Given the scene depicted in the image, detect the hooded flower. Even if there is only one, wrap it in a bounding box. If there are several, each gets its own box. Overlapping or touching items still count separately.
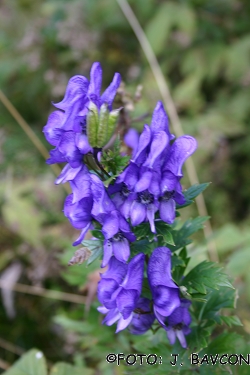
[164,299,192,349]
[55,163,92,203]
[63,194,93,246]
[147,247,180,326]
[129,297,155,335]
[101,210,136,267]
[97,253,145,332]
[158,135,197,223]
[43,62,121,166]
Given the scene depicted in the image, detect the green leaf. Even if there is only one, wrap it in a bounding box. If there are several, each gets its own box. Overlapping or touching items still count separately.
[54,316,93,334]
[171,254,185,270]
[187,326,211,352]
[90,230,104,240]
[200,332,241,356]
[101,137,130,176]
[155,221,175,245]
[81,240,103,265]
[170,217,209,250]
[219,315,242,327]
[177,183,210,209]
[130,238,153,255]
[133,222,155,242]
[50,363,93,375]
[172,247,190,283]
[182,261,234,294]
[200,287,237,321]
[3,349,47,375]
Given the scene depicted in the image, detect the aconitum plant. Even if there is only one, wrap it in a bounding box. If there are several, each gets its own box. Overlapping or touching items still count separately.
[44,62,239,364]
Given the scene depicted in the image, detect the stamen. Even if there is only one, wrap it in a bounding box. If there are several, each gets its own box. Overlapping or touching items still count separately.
[137,190,154,205]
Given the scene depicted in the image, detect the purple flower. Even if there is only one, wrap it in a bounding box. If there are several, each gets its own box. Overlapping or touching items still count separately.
[129,297,155,335]
[108,182,134,219]
[101,210,136,267]
[90,174,116,222]
[63,194,93,246]
[147,247,180,326]
[97,253,145,332]
[164,299,192,349]
[43,62,121,165]
[56,163,91,203]
[130,190,159,233]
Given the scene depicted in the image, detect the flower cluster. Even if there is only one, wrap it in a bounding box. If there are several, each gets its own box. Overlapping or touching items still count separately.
[109,101,197,233]
[43,62,195,348]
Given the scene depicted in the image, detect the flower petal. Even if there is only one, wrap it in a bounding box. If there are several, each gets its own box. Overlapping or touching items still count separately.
[116,289,139,319]
[133,125,151,164]
[117,163,139,190]
[55,163,82,185]
[102,211,120,239]
[101,255,127,283]
[73,222,93,246]
[129,298,155,335]
[43,111,64,146]
[166,328,176,345]
[113,237,130,263]
[176,329,187,349]
[53,75,89,110]
[46,148,66,164]
[58,131,83,168]
[143,131,169,168]
[102,240,113,268]
[121,253,144,292]
[91,174,115,221]
[153,285,180,317]
[130,201,146,226]
[165,135,197,177]
[75,133,92,154]
[159,199,176,224]
[148,247,178,289]
[101,73,121,109]
[88,62,102,103]
[150,101,173,140]
[102,308,120,326]
[147,203,157,233]
[116,313,133,333]
[124,128,139,158]
[98,278,119,309]
[135,169,152,192]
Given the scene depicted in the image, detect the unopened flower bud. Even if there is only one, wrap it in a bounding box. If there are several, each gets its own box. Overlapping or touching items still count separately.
[87,101,99,147]
[106,108,120,143]
[97,103,110,148]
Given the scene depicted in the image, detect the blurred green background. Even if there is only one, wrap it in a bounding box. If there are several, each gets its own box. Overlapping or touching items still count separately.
[1,0,250,373]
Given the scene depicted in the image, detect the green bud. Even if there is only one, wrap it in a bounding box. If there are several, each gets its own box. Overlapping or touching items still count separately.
[106,108,120,144]
[86,101,99,147]
[97,103,109,148]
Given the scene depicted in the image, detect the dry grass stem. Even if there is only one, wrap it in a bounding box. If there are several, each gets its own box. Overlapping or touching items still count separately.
[0,280,86,304]
[0,89,71,194]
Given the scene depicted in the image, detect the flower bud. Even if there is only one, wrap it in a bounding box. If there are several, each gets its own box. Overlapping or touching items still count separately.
[97,103,110,148]
[87,101,120,148]
[106,109,120,143]
[87,101,99,147]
